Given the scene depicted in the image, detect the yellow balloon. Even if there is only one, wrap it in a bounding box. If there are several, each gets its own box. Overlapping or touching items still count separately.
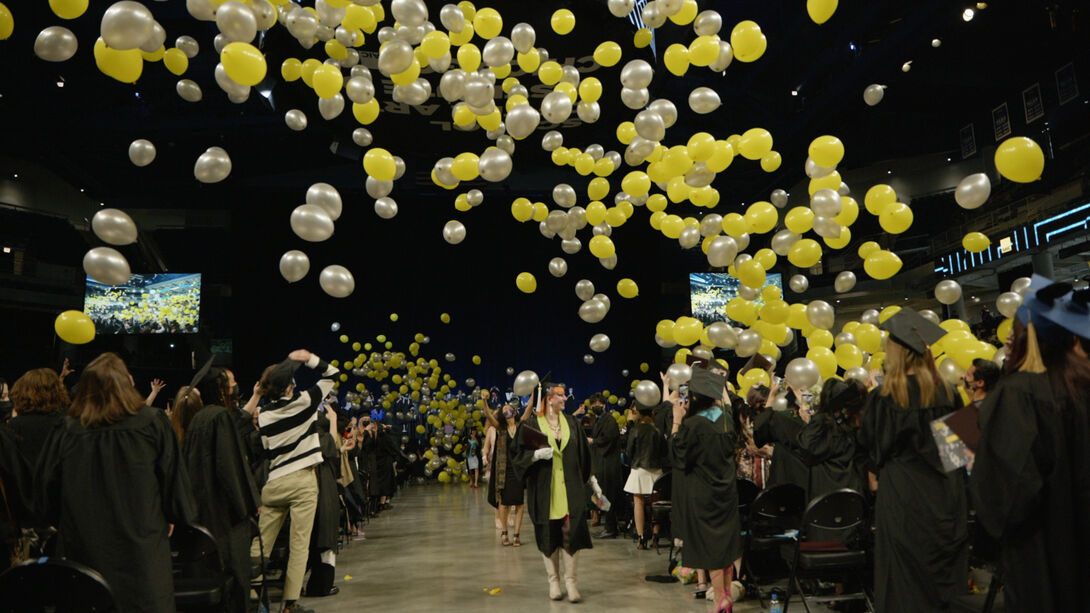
[325,39,348,61]
[93,38,143,83]
[809,135,844,167]
[141,45,165,62]
[457,43,481,71]
[477,109,502,131]
[878,202,913,234]
[54,310,95,344]
[855,323,882,353]
[616,121,636,145]
[221,42,266,86]
[363,148,396,181]
[997,317,1013,343]
[391,60,420,86]
[721,213,751,237]
[49,0,88,19]
[994,136,1044,183]
[578,77,602,102]
[420,30,451,58]
[664,43,690,76]
[617,278,639,298]
[550,8,575,34]
[737,259,766,289]
[962,232,991,252]
[532,202,549,222]
[834,196,859,226]
[281,58,303,81]
[857,241,880,259]
[808,329,834,350]
[754,248,778,271]
[313,64,344,98]
[656,319,676,343]
[835,343,864,369]
[621,171,651,197]
[441,312,452,324]
[788,239,823,268]
[450,152,480,181]
[673,317,703,346]
[352,99,380,124]
[760,151,782,172]
[472,7,502,39]
[556,81,578,104]
[688,35,719,66]
[301,59,321,87]
[589,235,616,258]
[538,60,563,85]
[587,177,610,201]
[738,128,773,160]
[706,141,735,172]
[762,284,783,301]
[0,1,12,39]
[730,20,767,63]
[807,347,837,379]
[864,184,896,216]
[807,0,839,24]
[823,226,851,249]
[633,27,653,48]
[744,201,778,234]
[515,272,536,293]
[864,250,902,280]
[808,171,842,196]
[594,41,622,66]
[640,362,650,373]
[785,207,815,234]
[448,24,474,46]
[472,355,481,365]
[670,0,699,24]
[343,5,376,32]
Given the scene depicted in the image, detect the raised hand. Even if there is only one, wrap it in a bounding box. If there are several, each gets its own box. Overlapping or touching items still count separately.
[59,358,74,381]
[288,349,312,362]
[150,378,166,394]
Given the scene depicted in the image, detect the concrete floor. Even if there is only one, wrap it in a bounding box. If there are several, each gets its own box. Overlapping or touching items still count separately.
[295,483,815,613]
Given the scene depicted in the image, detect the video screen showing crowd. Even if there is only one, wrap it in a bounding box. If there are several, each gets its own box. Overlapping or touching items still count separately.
[84,273,201,334]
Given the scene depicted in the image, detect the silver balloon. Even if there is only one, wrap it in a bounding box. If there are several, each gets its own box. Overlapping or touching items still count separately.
[684,163,715,188]
[706,236,739,268]
[679,226,701,249]
[589,333,611,353]
[561,238,582,254]
[176,79,203,102]
[466,189,484,206]
[735,233,751,252]
[738,285,760,301]
[608,0,635,17]
[101,1,155,50]
[620,87,650,110]
[428,52,452,72]
[92,209,138,246]
[176,35,199,58]
[548,257,568,278]
[306,182,342,221]
[838,182,851,196]
[374,197,398,219]
[1010,276,1032,296]
[463,73,493,107]
[214,62,249,98]
[496,136,515,154]
[843,366,868,383]
[688,87,721,114]
[216,1,258,42]
[599,255,618,270]
[709,40,734,72]
[128,139,156,167]
[553,184,577,208]
[482,36,514,67]
[655,334,677,348]
[390,0,427,26]
[511,23,535,54]
[345,77,375,104]
[735,330,762,357]
[583,354,596,365]
[693,9,723,35]
[955,173,991,210]
[707,322,738,348]
[633,380,660,406]
[330,321,340,332]
[692,345,714,360]
[576,101,601,123]
[290,204,334,242]
[835,332,857,347]
[319,264,354,298]
[439,3,465,32]
[34,26,78,62]
[938,357,965,385]
[541,130,564,151]
[789,274,809,293]
[934,279,963,305]
[810,189,842,217]
[505,366,515,376]
[699,214,723,237]
[771,229,801,256]
[442,220,467,244]
[641,2,666,27]
[860,309,880,325]
[541,91,573,124]
[806,300,835,330]
[439,70,466,102]
[592,223,612,237]
[620,59,653,89]
[279,249,310,283]
[512,370,540,396]
[834,271,857,293]
[318,93,345,120]
[444,353,456,362]
[505,104,541,140]
[992,346,1008,366]
[578,298,607,323]
[665,363,693,387]
[83,247,131,285]
[352,128,373,147]
[378,40,414,75]
[539,221,556,239]
[785,358,821,389]
[813,216,842,239]
[919,309,941,325]
[575,279,595,301]
[194,147,232,183]
[634,110,666,141]
[863,83,885,106]
[478,148,512,182]
[805,157,835,179]
[996,291,1023,318]
[285,109,308,131]
[545,210,567,233]
[365,177,393,199]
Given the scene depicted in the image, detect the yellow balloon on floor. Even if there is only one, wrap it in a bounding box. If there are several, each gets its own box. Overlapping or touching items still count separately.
[94,38,142,83]
[54,310,95,344]
[806,0,838,24]
[515,272,536,293]
[221,42,266,86]
[994,136,1044,183]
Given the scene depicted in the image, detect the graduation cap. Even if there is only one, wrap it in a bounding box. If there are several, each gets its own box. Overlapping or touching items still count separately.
[1039,287,1090,340]
[688,367,727,399]
[177,356,215,403]
[880,307,946,354]
[1017,274,1072,329]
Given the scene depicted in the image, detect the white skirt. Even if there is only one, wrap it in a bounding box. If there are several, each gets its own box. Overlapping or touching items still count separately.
[624,467,663,495]
[467,456,479,470]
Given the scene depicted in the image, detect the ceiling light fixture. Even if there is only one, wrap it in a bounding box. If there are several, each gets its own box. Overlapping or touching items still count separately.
[2,247,10,254]
[791,89,798,96]
[887,170,892,175]
[848,42,856,51]
[962,8,975,21]
[12,173,17,179]
[56,80,64,88]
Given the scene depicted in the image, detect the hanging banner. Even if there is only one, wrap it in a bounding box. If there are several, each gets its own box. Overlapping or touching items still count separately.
[960,123,977,159]
[1022,83,1044,123]
[1056,62,1079,105]
[992,103,1011,142]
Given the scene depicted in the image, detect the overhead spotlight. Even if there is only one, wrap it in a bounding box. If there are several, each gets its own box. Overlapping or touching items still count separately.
[947,157,952,162]
[2,247,10,254]
[962,8,975,21]
[56,80,64,88]
[80,188,85,192]
[848,42,856,51]
[791,89,798,96]
[887,170,893,175]
[12,173,17,179]
[99,202,105,207]
[134,91,141,99]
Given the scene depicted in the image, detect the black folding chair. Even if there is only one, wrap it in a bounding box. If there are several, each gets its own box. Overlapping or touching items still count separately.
[171,524,233,612]
[742,483,806,603]
[0,557,117,612]
[649,471,673,552]
[737,478,761,517]
[782,489,873,613]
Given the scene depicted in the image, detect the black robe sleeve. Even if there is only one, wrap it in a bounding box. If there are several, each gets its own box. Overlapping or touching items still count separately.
[154,410,198,525]
[795,416,842,466]
[213,410,260,525]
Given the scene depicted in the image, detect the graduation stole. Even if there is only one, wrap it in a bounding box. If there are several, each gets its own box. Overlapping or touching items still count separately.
[495,427,508,491]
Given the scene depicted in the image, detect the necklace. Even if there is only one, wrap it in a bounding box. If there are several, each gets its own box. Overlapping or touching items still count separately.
[546,415,562,438]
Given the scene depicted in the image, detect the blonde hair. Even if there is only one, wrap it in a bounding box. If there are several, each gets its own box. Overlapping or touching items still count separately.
[880,340,952,409]
[1017,322,1047,374]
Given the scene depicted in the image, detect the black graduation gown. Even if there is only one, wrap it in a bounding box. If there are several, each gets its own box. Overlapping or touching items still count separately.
[794,414,865,499]
[512,415,593,556]
[858,377,968,613]
[374,432,400,498]
[360,432,380,497]
[182,406,260,612]
[8,411,65,469]
[970,372,1090,613]
[668,411,743,569]
[589,412,623,507]
[752,409,810,497]
[487,425,525,508]
[625,422,666,470]
[0,425,31,570]
[37,407,198,613]
[311,423,341,551]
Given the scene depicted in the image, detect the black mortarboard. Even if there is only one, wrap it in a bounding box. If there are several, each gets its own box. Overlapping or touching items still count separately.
[688,367,727,399]
[880,307,946,354]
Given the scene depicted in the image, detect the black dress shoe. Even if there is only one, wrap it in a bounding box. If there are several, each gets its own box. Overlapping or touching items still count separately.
[595,530,618,539]
[304,586,340,597]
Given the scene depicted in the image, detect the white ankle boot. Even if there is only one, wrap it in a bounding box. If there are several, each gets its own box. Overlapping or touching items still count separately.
[561,549,581,603]
[542,552,563,600]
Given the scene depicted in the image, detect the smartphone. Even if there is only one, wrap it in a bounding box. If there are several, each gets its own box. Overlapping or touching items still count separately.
[679,384,690,402]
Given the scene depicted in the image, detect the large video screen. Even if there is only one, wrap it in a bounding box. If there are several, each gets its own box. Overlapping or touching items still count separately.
[690,272,783,326]
[84,273,201,334]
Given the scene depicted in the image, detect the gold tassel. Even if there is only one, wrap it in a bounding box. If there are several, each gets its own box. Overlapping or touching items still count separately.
[1018,322,1047,374]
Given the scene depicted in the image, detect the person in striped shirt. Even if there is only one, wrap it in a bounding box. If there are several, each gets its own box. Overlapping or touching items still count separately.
[253,349,338,613]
